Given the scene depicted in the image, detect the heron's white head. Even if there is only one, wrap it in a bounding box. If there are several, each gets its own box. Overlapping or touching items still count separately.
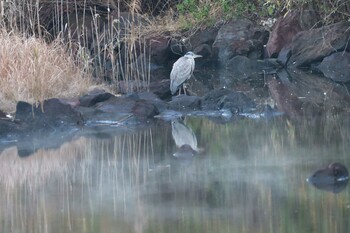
[184,51,202,59]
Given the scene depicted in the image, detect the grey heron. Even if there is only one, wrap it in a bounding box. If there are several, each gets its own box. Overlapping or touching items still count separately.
[170,51,202,95]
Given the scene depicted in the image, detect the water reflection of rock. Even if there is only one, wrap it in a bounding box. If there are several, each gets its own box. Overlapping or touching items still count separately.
[307,162,349,193]
[171,119,200,159]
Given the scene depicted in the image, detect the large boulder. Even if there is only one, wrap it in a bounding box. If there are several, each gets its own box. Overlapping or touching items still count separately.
[190,27,220,57]
[0,98,85,157]
[15,98,84,129]
[148,35,171,65]
[266,10,318,58]
[168,95,202,112]
[213,19,269,63]
[77,94,159,124]
[79,89,114,107]
[279,21,350,67]
[316,52,350,83]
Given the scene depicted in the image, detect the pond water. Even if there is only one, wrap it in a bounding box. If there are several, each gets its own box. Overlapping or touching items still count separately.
[1,115,350,233]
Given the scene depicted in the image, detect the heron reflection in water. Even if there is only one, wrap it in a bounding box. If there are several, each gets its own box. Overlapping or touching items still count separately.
[170,51,202,95]
[171,119,202,159]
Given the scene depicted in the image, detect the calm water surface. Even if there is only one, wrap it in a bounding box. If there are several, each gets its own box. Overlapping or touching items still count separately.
[1,115,350,233]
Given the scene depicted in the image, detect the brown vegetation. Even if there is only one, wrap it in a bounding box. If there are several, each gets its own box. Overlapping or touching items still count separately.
[0,31,95,113]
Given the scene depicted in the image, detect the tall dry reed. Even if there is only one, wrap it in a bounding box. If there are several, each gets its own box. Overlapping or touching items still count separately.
[0,31,94,113]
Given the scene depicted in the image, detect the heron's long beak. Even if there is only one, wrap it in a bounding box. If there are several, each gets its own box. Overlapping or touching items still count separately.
[193,54,202,58]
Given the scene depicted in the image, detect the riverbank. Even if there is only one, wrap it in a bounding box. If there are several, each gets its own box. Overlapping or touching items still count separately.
[1,1,350,152]
[0,1,349,113]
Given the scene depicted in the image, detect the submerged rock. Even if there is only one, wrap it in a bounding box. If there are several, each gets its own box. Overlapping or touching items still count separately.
[307,162,349,193]
[222,55,280,81]
[267,69,350,118]
[202,88,256,113]
[267,76,304,119]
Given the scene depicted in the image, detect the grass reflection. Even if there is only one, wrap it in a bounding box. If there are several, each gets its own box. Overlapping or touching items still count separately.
[0,116,350,232]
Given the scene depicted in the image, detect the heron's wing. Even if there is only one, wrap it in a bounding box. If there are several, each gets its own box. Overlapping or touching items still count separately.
[170,57,194,94]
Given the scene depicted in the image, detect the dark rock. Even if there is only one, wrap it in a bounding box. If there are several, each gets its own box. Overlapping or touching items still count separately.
[189,27,219,58]
[0,119,22,143]
[282,21,350,67]
[77,95,159,124]
[169,38,191,55]
[0,110,6,118]
[79,89,114,107]
[1,99,83,157]
[149,36,171,65]
[95,95,136,115]
[307,162,349,193]
[316,52,350,82]
[149,79,172,100]
[266,10,319,58]
[15,98,84,128]
[168,95,202,111]
[137,92,168,112]
[202,88,256,113]
[277,45,292,66]
[213,19,269,63]
[132,99,159,119]
[190,27,219,50]
[194,44,212,58]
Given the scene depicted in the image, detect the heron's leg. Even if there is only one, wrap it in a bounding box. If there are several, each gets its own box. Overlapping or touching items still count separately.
[183,84,187,95]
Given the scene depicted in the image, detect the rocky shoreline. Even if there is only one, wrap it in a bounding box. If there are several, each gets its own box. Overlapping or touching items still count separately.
[1,10,350,155]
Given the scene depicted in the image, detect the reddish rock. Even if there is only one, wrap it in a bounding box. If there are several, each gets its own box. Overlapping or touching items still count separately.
[266,10,318,58]
[286,21,350,67]
[267,76,303,118]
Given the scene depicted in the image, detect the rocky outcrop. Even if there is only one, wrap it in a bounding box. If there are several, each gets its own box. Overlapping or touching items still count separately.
[316,52,350,82]
[213,19,269,62]
[266,10,319,58]
[15,98,84,128]
[279,21,350,67]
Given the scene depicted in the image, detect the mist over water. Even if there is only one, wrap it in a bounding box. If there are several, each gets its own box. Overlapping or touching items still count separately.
[1,115,350,233]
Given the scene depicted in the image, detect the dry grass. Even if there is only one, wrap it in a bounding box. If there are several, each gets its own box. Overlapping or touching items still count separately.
[0,30,96,113]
